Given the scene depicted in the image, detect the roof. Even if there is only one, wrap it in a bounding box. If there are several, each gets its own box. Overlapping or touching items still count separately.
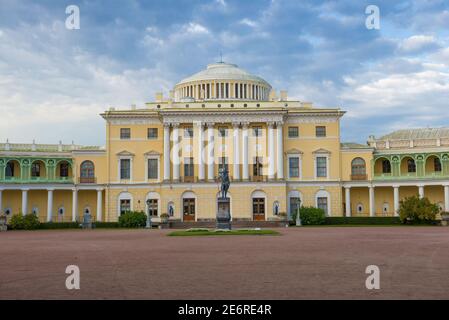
[341,142,371,149]
[379,128,449,140]
[176,62,271,87]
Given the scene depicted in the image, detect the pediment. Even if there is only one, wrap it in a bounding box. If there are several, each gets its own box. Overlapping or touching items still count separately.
[313,148,331,154]
[285,148,303,155]
[144,150,161,156]
[116,150,135,156]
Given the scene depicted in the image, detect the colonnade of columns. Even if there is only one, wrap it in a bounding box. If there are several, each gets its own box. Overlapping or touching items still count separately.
[0,188,103,222]
[163,122,284,182]
[344,185,449,217]
[176,82,269,101]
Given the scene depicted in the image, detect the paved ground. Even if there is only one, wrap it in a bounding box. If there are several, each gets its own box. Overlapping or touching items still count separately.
[1,227,449,299]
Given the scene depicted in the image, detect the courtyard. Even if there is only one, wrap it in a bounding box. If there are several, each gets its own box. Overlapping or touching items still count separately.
[0,226,448,299]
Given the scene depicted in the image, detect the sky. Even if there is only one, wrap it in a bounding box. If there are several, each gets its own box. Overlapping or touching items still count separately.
[0,0,448,146]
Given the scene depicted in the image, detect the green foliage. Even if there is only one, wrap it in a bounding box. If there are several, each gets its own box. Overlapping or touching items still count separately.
[291,206,326,225]
[324,217,401,225]
[23,214,41,230]
[9,214,25,230]
[398,196,439,224]
[118,211,147,228]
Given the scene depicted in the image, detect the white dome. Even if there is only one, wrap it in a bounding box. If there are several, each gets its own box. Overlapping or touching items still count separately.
[177,62,271,87]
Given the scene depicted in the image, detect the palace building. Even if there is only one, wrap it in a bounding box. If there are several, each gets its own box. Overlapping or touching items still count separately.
[1,62,449,224]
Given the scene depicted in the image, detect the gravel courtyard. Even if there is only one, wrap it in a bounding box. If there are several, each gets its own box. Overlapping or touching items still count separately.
[1,227,448,299]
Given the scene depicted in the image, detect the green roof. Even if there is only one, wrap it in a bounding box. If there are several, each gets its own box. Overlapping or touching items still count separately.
[380,128,449,140]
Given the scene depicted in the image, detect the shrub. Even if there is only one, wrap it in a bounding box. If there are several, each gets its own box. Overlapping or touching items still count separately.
[324,217,401,225]
[118,211,147,228]
[23,214,41,230]
[9,214,25,230]
[291,206,326,225]
[399,196,439,224]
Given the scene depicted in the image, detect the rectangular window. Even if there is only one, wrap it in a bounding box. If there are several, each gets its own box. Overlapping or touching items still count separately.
[120,159,131,180]
[289,197,300,217]
[288,127,299,138]
[184,127,194,138]
[218,127,228,138]
[147,128,158,139]
[60,163,69,177]
[316,126,326,137]
[316,157,327,178]
[147,199,158,217]
[289,157,300,178]
[317,197,328,215]
[120,128,131,139]
[120,199,131,215]
[148,159,158,179]
[31,163,41,177]
[253,157,263,177]
[184,157,194,177]
[253,126,263,137]
[218,157,229,172]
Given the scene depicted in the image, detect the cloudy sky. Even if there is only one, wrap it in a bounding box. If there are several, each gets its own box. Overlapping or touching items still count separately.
[0,0,448,146]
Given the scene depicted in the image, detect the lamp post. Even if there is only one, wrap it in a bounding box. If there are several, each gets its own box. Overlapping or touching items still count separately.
[145,199,152,229]
[295,198,302,226]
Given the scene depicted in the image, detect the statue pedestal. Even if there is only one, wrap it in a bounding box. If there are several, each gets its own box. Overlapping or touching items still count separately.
[216,198,231,230]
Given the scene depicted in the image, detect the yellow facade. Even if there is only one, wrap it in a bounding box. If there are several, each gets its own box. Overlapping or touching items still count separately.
[1,62,448,223]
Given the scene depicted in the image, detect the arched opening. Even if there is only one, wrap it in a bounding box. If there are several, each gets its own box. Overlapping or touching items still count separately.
[315,190,331,216]
[374,158,391,176]
[425,155,442,175]
[31,160,46,179]
[5,160,21,180]
[288,190,303,219]
[251,190,267,221]
[117,192,133,216]
[273,201,280,216]
[167,201,175,217]
[80,160,95,183]
[401,157,416,175]
[145,192,161,218]
[351,157,366,180]
[56,160,72,179]
[181,191,196,222]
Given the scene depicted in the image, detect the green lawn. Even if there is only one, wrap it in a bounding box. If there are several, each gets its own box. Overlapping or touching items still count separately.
[167,229,280,236]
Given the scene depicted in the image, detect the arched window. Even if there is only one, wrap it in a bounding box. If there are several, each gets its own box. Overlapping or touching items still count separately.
[80,161,95,178]
[382,160,391,174]
[273,201,280,216]
[407,159,416,173]
[5,162,14,177]
[351,158,366,176]
[31,162,41,177]
[356,203,363,214]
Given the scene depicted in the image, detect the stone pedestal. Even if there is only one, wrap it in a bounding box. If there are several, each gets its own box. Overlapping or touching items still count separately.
[0,215,7,232]
[216,198,231,230]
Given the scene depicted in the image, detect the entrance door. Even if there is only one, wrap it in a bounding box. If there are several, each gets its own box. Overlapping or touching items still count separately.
[252,198,265,221]
[183,198,195,221]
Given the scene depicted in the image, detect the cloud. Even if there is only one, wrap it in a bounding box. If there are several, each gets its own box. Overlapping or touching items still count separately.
[183,22,210,35]
[398,35,440,53]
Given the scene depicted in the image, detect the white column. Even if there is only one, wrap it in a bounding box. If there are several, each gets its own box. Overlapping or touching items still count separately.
[445,185,449,211]
[237,83,240,99]
[21,189,28,216]
[242,123,249,180]
[276,122,284,180]
[233,123,240,180]
[418,185,425,199]
[46,189,54,222]
[163,124,171,181]
[393,186,400,216]
[345,187,351,217]
[207,123,215,180]
[268,122,275,180]
[96,189,103,222]
[197,122,205,181]
[172,124,180,181]
[369,186,375,217]
[72,188,78,222]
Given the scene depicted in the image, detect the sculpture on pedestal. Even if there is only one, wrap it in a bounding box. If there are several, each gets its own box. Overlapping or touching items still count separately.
[217,167,231,230]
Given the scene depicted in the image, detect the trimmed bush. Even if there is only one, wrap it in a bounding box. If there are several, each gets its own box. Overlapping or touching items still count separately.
[291,206,326,225]
[399,196,439,224]
[23,214,40,230]
[118,211,147,228]
[9,214,25,230]
[39,222,80,229]
[324,217,401,225]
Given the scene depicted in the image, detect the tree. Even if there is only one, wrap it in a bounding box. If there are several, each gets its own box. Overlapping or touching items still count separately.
[398,196,439,224]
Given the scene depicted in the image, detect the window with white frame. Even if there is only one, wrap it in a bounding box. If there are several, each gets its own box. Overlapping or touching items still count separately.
[288,156,300,178]
[120,199,131,215]
[288,126,299,138]
[317,197,328,215]
[120,159,131,180]
[147,128,158,139]
[147,158,158,179]
[316,157,327,178]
